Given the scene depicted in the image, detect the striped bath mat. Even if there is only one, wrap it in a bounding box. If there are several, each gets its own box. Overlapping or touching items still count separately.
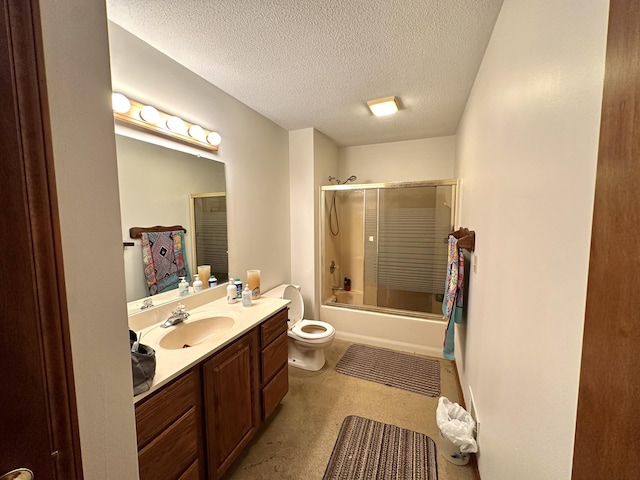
[323,415,438,480]
[335,344,440,396]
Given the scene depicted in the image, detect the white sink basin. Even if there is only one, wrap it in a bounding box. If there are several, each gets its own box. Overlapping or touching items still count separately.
[159,316,235,349]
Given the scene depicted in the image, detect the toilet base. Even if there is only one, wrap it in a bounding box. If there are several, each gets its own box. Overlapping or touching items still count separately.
[288,339,327,371]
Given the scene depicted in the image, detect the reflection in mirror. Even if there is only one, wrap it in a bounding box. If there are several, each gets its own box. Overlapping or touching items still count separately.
[116,134,227,311]
[190,193,229,285]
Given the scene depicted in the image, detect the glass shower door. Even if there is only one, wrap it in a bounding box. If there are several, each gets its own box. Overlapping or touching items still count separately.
[322,179,457,318]
[364,184,455,314]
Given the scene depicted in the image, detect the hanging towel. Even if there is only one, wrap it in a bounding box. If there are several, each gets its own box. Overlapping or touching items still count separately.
[442,235,464,360]
[141,230,191,295]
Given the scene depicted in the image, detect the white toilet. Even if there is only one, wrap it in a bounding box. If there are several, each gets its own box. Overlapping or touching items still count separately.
[263,284,335,371]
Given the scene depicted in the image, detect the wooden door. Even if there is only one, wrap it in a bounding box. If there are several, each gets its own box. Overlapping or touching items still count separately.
[572,0,640,478]
[0,1,82,478]
[203,331,260,479]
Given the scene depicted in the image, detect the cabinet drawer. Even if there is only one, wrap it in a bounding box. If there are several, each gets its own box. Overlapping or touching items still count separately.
[262,365,288,420]
[138,408,199,480]
[136,370,198,449]
[260,308,288,347]
[261,332,288,384]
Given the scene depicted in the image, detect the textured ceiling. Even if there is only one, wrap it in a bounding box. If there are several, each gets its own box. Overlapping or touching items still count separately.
[106,0,503,147]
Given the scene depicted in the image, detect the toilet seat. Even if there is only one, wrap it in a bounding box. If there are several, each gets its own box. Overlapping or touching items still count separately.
[290,320,335,342]
[281,285,335,341]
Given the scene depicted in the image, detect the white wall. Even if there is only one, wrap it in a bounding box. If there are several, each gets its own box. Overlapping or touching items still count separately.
[338,135,456,183]
[313,131,339,318]
[454,1,609,479]
[289,128,316,316]
[289,128,339,318]
[38,1,139,477]
[109,23,291,295]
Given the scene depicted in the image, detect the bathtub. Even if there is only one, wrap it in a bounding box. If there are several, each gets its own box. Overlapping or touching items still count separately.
[328,290,363,305]
[321,294,446,358]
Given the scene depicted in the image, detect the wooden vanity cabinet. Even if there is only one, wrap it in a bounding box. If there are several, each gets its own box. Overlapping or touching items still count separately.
[135,370,205,480]
[259,308,289,420]
[203,329,260,479]
[134,307,289,480]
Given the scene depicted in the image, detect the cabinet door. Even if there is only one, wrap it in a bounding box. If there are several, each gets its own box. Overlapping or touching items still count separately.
[203,330,260,479]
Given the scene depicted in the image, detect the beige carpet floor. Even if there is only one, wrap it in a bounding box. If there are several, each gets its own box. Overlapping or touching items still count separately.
[224,339,476,480]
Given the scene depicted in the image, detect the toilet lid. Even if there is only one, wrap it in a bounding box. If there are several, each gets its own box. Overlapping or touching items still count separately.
[282,285,304,325]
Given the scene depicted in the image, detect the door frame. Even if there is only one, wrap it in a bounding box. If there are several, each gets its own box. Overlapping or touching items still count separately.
[2,0,83,477]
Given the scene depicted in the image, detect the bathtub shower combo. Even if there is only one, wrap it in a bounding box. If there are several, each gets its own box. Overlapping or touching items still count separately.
[320,179,459,356]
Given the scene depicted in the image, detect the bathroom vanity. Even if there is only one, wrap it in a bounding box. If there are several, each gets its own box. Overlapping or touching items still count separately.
[131,298,289,480]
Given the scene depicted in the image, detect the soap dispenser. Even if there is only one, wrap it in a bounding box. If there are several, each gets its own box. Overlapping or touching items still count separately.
[193,274,203,293]
[226,282,237,304]
[242,284,252,307]
[178,276,189,297]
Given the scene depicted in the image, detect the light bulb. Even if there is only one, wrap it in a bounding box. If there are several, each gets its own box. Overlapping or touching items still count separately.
[140,105,160,124]
[166,116,186,134]
[207,131,222,146]
[188,125,206,141]
[111,93,131,114]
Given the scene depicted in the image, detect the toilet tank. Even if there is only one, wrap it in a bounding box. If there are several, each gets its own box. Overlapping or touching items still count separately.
[262,284,300,299]
[262,284,303,324]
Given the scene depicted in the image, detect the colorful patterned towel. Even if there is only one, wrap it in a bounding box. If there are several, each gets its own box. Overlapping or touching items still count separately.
[141,231,190,295]
[443,235,464,360]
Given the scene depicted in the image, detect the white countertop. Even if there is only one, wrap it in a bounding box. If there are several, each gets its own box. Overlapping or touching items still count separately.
[132,295,290,403]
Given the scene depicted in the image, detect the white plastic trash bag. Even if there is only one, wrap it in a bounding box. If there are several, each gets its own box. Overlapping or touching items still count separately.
[436,396,478,464]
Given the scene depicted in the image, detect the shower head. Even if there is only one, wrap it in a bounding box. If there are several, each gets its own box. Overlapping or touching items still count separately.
[329,175,357,185]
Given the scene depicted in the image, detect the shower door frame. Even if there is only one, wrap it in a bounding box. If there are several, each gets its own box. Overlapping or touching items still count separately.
[189,191,229,283]
[320,179,459,320]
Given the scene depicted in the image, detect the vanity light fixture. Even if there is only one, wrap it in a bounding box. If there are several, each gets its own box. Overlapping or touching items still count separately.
[206,131,222,147]
[367,96,399,117]
[139,105,160,124]
[112,93,220,152]
[188,125,206,142]
[111,93,131,114]
[166,115,186,134]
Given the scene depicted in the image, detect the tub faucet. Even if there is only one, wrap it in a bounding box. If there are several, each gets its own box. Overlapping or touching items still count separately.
[162,303,190,328]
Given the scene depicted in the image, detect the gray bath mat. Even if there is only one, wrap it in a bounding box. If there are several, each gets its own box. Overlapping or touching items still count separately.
[323,415,438,480]
[335,344,441,397]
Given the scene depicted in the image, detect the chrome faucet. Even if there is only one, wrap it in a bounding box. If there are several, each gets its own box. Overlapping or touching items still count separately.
[162,303,190,328]
[140,298,154,310]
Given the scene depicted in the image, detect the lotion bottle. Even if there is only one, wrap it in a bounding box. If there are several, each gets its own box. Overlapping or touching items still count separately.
[178,276,189,297]
[226,283,237,304]
[242,284,252,307]
[193,274,203,293]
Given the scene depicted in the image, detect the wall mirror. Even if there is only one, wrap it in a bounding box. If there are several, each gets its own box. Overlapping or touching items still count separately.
[116,133,228,314]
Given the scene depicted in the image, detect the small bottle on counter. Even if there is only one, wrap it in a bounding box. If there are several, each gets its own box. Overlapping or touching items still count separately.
[208,275,217,288]
[178,276,189,297]
[242,284,252,307]
[193,274,203,293]
[226,283,237,304]
[234,278,243,299]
